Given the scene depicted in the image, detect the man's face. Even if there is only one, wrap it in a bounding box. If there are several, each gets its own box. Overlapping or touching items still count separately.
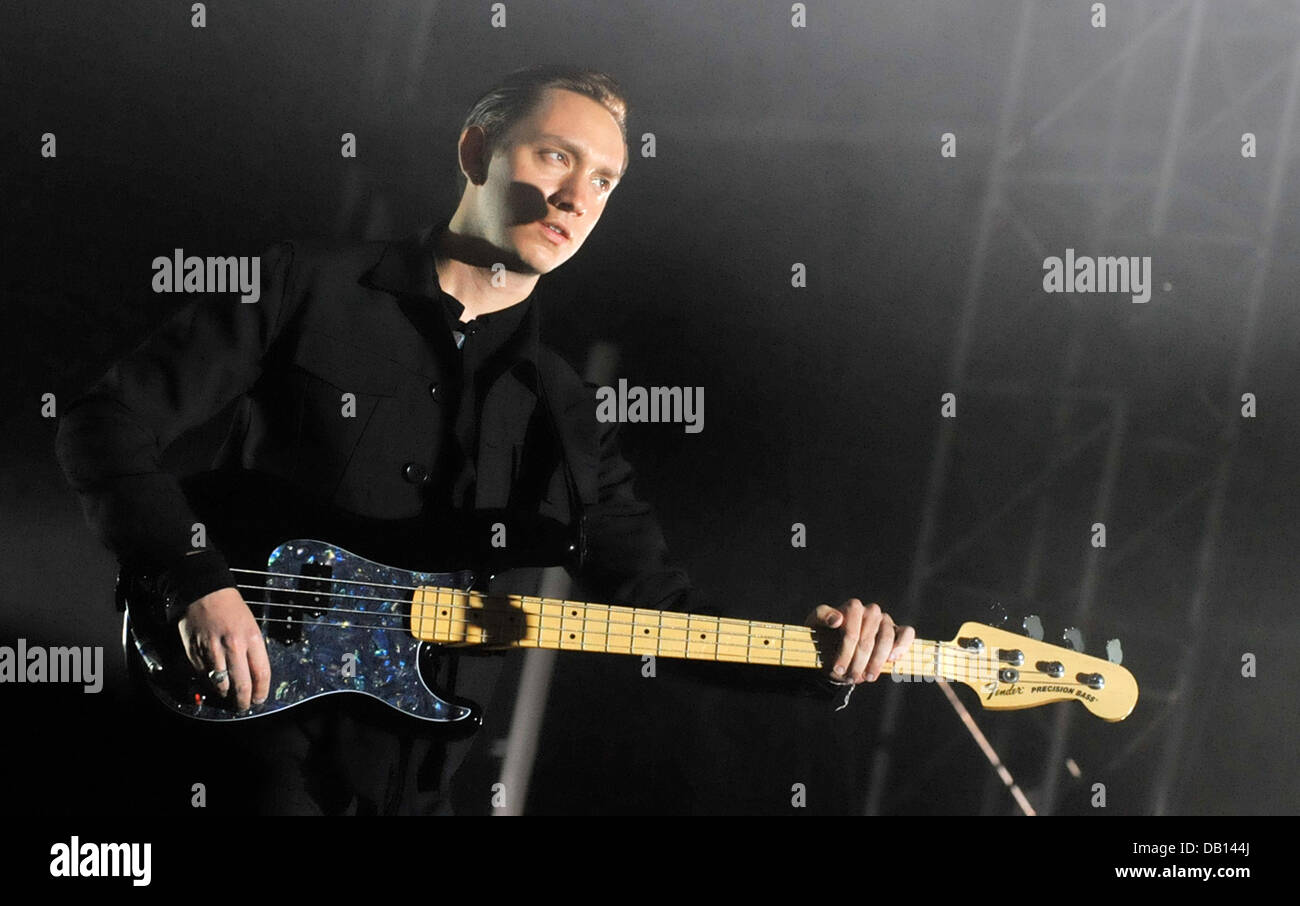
[467,87,626,273]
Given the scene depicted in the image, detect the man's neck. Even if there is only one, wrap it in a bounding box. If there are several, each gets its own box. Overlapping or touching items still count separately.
[433,219,539,321]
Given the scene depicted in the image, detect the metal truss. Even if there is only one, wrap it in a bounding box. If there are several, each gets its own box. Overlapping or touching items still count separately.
[866,0,1300,816]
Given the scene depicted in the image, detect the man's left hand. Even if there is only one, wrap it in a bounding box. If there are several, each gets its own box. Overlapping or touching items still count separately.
[805,598,916,684]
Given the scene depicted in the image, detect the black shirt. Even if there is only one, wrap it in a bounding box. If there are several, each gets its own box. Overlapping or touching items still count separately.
[432,279,532,512]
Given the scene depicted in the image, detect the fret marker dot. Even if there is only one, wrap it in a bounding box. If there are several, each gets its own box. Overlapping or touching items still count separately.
[763,640,770,645]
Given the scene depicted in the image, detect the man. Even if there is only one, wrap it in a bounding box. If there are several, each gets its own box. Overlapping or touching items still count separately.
[57,64,915,814]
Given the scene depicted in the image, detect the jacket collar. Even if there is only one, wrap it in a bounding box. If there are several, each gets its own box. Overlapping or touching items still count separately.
[360,221,542,367]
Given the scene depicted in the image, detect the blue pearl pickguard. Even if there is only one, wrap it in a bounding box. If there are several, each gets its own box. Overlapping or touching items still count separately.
[126,539,478,723]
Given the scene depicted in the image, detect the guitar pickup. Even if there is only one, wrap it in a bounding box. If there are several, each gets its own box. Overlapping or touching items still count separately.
[265,562,333,644]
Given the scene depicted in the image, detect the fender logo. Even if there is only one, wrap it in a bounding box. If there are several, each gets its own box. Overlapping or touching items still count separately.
[987,684,1098,703]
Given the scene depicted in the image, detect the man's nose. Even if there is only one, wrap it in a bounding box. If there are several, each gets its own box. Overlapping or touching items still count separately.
[550,177,592,217]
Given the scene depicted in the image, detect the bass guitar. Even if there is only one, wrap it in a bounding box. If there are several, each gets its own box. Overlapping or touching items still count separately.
[119,471,1139,727]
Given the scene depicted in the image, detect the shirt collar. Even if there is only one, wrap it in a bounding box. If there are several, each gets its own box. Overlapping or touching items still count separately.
[361,219,542,367]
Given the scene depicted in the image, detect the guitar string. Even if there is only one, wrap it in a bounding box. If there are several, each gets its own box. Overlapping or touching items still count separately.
[197,614,1076,698]
[238,599,974,668]
[239,582,821,647]
[231,581,834,652]
[227,568,1051,680]
[235,587,984,668]
[212,601,1008,680]
[243,610,824,664]
[241,596,851,655]
[233,566,441,592]
[231,569,982,660]
[236,564,883,648]
[236,614,1027,685]
[229,576,966,667]
[229,568,1009,678]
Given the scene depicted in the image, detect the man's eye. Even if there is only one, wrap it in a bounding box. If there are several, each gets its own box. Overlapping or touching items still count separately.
[594,178,610,191]
[545,150,567,163]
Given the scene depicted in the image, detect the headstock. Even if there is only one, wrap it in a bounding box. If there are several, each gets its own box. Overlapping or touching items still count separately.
[892,622,1139,721]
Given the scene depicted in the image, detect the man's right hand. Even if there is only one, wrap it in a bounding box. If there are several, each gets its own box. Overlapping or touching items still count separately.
[178,587,271,711]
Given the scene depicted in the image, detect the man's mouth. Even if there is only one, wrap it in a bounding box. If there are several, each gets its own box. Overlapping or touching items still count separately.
[540,221,570,243]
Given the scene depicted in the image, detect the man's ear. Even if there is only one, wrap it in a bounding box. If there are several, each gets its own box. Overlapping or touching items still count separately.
[458,125,490,187]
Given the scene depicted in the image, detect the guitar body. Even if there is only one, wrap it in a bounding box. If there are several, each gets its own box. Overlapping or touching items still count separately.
[123,538,481,725]
[118,470,569,730]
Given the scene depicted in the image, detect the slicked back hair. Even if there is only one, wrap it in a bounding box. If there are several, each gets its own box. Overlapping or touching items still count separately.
[453,64,629,194]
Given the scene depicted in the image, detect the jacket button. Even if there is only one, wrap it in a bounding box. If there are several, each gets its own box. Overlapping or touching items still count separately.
[402,462,429,484]
[429,383,439,400]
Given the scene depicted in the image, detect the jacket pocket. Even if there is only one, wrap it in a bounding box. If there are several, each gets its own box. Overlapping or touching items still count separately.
[288,330,401,397]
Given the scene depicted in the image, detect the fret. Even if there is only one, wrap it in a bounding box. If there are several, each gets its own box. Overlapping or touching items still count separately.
[469,590,486,646]
[630,608,657,655]
[654,610,690,658]
[556,600,572,651]
[747,622,785,666]
[529,596,543,648]
[546,598,566,650]
[606,604,634,654]
[712,616,754,663]
[684,613,720,661]
[582,602,609,653]
[416,586,428,642]
[532,598,550,649]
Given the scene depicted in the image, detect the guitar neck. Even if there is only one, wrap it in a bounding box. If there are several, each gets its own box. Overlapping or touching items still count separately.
[410,587,988,682]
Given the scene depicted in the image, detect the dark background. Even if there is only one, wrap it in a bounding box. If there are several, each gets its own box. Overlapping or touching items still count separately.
[1,0,1297,815]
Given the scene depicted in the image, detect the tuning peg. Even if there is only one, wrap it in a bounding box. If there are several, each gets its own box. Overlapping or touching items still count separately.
[1061,626,1085,653]
[1021,613,1044,641]
[984,600,1010,626]
[1105,638,1124,665]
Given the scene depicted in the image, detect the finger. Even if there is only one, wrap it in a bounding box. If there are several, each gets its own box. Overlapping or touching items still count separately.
[808,604,843,629]
[247,630,271,706]
[223,638,254,711]
[890,624,917,660]
[179,616,231,698]
[833,599,865,678]
[193,637,231,697]
[864,617,897,682]
[848,602,884,682]
[180,626,206,675]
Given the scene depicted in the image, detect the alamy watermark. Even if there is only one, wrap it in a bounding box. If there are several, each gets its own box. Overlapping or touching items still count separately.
[0,639,103,692]
[1043,248,1152,303]
[889,649,1000,685]
[152,249,261,303]
[595,378,703,434]
[49,837,151,886]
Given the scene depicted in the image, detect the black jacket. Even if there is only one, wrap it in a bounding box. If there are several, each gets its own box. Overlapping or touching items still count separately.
[56,225,838,718]
[56,225,701,614]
